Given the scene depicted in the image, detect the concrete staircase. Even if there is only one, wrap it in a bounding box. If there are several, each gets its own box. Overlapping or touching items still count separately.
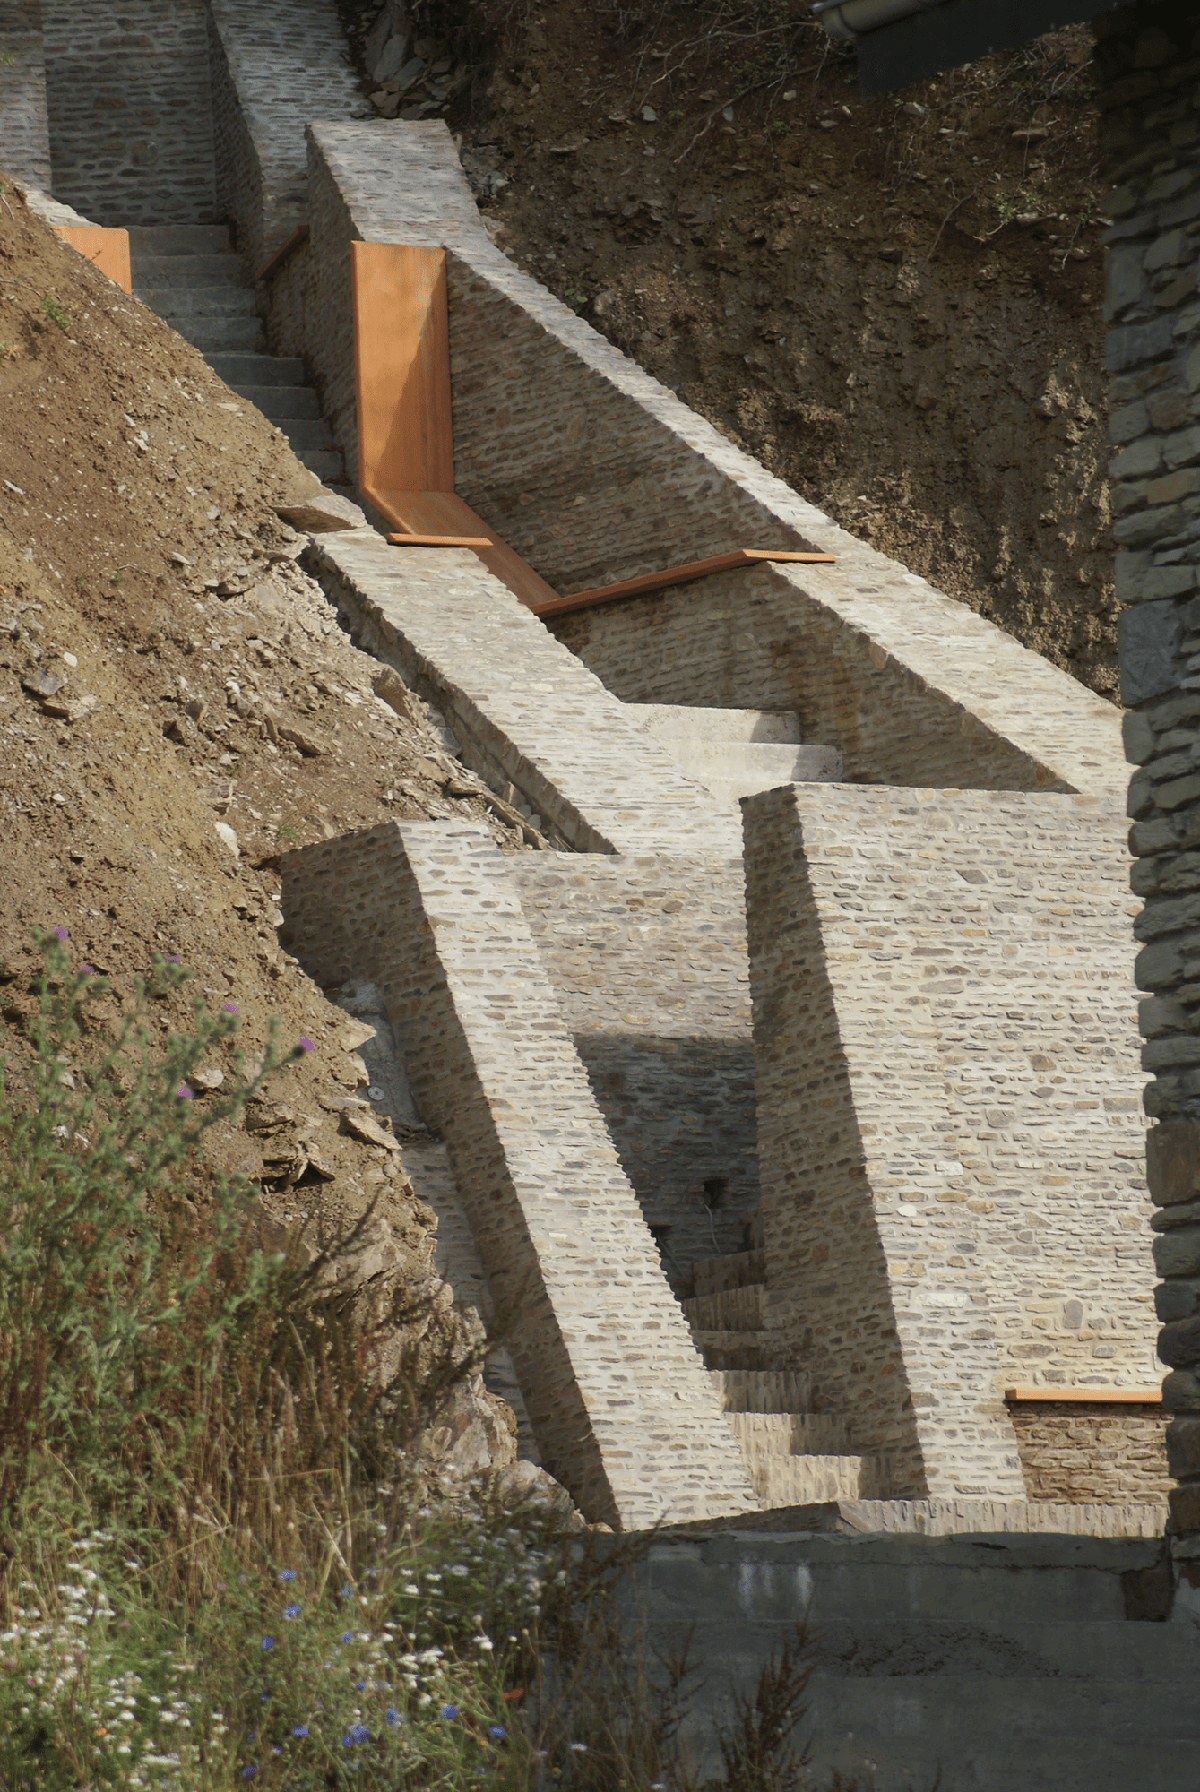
[687,1228,875,1506]
[128,224,344,484]
[625,703,841,809]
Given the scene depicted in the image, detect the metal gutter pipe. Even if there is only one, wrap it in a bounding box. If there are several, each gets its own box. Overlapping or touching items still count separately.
[810,0,951,41]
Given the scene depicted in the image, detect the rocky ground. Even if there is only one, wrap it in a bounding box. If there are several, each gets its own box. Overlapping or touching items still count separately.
[346,0,1117,697]
[0,182,531,1477]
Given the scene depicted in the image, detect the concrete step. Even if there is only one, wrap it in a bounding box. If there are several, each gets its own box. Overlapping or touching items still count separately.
[135,283,258,319]
[235,384,323,421]
[727,1410,858,1458]
[626,703,801,745]
[209,352,309,386]
[298,447,346,482]
[707,757,843,807]
[808,1614,1200,1682]
[805,1731,1200,1792]
[694,1331,772,1370]
[129,252,251,288]
[753,1452,867,1504]
[695,1247,765,1297]
[684,1283,765,1332]
[671,740,837,782]
[175,315,266,353]
[125,224,232,255]
[710,1367,811,1413]
[277,416,337,451]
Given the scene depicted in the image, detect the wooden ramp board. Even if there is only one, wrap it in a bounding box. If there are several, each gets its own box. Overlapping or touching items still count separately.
[351,242,454,495]
[533,548,838,620]
[1005,1387,1163,1404]
[369,487,562,613]
[52,226,132,294]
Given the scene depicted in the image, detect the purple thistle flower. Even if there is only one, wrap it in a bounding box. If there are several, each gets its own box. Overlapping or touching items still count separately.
[167,953,180,964]
[81,963,93,974]
[222,1002,237,1014]
[175,1085,193,1100]
[298,1036,314,1053]
[261,1636,276,1652]
[54,925,67,941]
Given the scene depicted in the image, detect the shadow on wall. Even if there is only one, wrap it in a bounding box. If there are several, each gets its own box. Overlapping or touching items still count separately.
[573,1032,760,1286]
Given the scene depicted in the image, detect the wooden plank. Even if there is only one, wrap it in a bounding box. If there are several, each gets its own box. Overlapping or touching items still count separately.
[351,242,453,495]
[367,485,562,613]
[386,533,493,547]
[256,223,310,285]
[532,547,837,620]
[53,226,132,294]
[1005,1387,1162,1404]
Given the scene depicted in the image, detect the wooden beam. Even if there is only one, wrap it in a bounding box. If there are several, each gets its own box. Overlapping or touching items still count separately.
[386,533,492,547]
[53,226,132,294]
[256,223,311,285]
[367,486,562,613]
[351,242,454,495]
[532,547,837,620]
[1004,1387,1162,1404]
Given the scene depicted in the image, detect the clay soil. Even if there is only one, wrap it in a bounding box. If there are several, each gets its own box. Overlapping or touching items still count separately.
[0,184,525,1272]
[401,2,1117,697]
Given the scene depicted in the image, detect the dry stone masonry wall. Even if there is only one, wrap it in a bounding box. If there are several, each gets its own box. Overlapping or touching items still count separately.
[278,819,760,1530]
[743,783,1157,1501]
[0,0,51,191]
[41,0,217,225]
[1100,1,1200,1546]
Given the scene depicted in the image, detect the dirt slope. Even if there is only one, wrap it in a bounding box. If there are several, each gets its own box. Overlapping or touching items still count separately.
[365,4,1116,697]
[0,184,524,1397]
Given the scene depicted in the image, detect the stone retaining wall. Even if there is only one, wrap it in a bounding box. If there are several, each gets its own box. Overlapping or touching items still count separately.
[743,782,1157,1502]
[0,0,51,190]
[40,0,217,225]
[1010,1400,1169,1505]
[278,819,760,1530]
[510,853,759,1281]
[1099,0,1200,1542]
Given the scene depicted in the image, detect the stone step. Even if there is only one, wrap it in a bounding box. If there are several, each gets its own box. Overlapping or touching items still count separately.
[807,1614,1200,1682]
[709,1367,811,1413]
[174,315,266,353]
[125,224,232,255]
[753,1452,867,1505]
[694,1331,772,1371]
[129,252,251,287]
[208,353,309,387]
[134,283,258,319]
[671,740,839,782]
[694,1247,765,1297]
[625,702,801,745]
[683,1283,765,1332]
[277,416,338,452]
[234,384,323,421]
[298,447,346,483]
[707,758,843,807]
[726,1410,857,1458]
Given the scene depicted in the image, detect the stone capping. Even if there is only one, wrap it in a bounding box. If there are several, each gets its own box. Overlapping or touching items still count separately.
[654,1499,1168,1540]
[279,819,761,1530]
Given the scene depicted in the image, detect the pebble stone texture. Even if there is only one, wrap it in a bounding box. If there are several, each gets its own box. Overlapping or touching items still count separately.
[40,0,218,226]
[742,783,1157,1501]
[205,0,362,278]
[278,820,761,1530]
[271,120,1126,804]
[1100,0,1200,1544]
[307,526,743,859]
[0,0,52,189]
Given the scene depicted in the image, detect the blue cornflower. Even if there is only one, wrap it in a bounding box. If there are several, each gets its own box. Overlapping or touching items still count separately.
[292,1725,309,1738]
[355,1679,366,1689]
[261,1637,276,1652]
[278,1570,297,1583]
[341,1631,354,1644]
[385,1708,400,1727]
[489,1726,506,1739]
[284,1603,302,1620]
[341,1724,370,1746]
[441,1704,459,1721]
[339,1583,354,1598]
[240,1767,257,1781]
